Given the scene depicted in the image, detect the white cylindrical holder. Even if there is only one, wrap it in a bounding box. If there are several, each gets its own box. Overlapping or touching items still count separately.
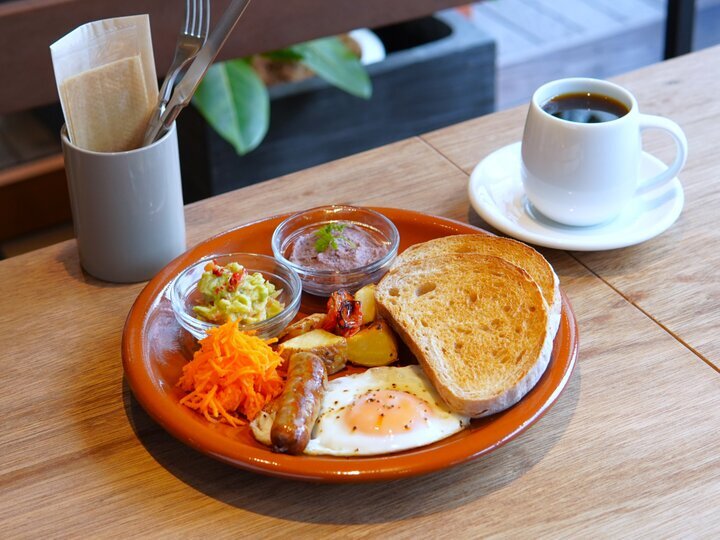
[61,123,186,283]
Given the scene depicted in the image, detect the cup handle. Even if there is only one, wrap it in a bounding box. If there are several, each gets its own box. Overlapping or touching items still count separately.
[636,113,688,195]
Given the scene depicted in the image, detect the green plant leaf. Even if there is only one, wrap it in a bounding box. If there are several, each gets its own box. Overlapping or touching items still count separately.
[261,49,304,62]
[192,58,269,155]
[291,37,372,99]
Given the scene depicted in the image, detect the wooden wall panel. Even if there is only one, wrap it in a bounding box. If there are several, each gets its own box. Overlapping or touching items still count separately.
[0,157,70,242]
[0,0,467,114]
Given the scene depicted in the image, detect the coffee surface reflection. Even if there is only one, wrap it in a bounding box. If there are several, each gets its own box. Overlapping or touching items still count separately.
[542,92,629,123]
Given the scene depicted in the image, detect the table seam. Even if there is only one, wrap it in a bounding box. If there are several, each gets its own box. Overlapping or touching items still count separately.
[567,252,719,373]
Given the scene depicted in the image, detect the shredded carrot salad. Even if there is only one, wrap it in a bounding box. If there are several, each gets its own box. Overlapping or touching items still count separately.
[177,320,285,426]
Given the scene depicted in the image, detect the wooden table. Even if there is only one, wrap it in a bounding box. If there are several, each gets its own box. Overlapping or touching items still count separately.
[2,46,718,537]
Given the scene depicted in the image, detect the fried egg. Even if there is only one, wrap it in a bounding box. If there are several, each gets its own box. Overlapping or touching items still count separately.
[304,365,470,456]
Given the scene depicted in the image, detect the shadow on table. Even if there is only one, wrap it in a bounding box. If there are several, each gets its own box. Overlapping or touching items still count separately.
[123,356,580,525]
[467,207,500,236]
[54,240,150,291]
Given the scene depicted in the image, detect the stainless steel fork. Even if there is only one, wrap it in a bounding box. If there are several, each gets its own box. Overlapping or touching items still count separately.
[144,0,253,145]
[143,0,210,145]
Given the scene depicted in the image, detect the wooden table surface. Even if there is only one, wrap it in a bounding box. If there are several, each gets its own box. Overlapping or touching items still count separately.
[2,46,718,537]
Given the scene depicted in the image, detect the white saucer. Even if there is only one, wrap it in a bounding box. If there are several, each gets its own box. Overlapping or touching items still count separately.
[468,142,684,251]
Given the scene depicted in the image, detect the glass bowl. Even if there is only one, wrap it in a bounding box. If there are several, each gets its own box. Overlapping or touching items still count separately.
[271,205,400,296]
[169,253,302,340]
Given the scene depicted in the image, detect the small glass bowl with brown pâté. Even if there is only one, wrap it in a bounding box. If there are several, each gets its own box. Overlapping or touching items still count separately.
[271,205,400,296]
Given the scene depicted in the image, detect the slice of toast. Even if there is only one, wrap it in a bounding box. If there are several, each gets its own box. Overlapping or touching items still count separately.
[376,254,553,417]
[394,234,561,339]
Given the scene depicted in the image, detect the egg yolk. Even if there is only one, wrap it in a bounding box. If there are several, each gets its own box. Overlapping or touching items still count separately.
[344,389,432,436]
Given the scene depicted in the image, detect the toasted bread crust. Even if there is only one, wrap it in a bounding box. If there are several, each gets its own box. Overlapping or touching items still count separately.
[394,234,561,339]
[377,253,553,417]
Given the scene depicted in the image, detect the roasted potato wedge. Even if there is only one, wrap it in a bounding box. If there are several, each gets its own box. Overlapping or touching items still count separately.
[346,319,399,367]
[354,284,377,325]
[278,329,347,374]
[277,313,326,342]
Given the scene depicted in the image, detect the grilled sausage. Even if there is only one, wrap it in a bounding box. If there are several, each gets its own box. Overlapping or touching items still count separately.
[270,352,327,454]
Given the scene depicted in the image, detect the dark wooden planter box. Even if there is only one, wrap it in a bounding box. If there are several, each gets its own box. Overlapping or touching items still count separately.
[177,10,496,203]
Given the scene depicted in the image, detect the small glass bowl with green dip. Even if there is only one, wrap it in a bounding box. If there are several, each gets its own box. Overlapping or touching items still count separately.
[170,253,301,340]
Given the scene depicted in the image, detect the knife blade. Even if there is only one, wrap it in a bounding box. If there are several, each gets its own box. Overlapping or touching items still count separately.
[145,0,253,144]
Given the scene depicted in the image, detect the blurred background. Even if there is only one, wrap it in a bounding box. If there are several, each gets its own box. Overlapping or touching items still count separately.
[0,0,716,258]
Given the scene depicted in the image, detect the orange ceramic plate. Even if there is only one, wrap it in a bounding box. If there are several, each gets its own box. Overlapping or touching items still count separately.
[122,208,578,482]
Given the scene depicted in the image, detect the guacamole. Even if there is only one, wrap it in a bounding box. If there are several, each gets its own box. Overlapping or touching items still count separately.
[193,261,284,324]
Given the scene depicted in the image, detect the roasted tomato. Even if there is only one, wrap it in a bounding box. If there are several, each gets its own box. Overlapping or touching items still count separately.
[323,290,363,337]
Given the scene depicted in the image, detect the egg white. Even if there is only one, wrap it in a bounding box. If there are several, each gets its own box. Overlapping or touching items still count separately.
[304,365,470,456]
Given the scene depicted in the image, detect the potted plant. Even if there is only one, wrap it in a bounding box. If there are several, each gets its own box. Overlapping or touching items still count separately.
[192,34,373,157]
[178,10,496,202]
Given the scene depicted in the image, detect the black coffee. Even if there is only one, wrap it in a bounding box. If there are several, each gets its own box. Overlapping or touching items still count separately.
[542,92,630,123]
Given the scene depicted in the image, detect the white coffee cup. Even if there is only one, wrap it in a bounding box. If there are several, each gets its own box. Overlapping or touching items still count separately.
[520,78,688,227]
[61,123,186,283]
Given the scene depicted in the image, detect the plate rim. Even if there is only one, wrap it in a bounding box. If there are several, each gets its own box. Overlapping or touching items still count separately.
[122,207,579,482]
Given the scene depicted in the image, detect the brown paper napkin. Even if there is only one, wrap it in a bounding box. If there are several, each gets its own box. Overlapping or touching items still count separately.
[50,15,158,152]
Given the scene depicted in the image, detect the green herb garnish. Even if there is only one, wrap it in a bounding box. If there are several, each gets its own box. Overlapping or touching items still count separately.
[315,223,355,253]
